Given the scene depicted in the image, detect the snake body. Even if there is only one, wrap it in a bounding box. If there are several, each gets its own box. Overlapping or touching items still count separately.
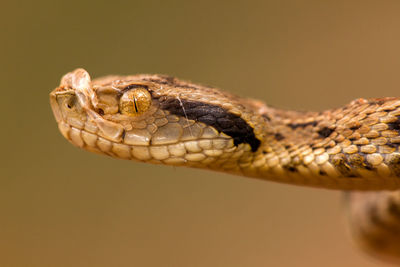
[50,69,400,263]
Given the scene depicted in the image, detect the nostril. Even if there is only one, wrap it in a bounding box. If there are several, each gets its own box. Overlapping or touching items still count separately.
[97,109,104,115]
[66,98,75,109]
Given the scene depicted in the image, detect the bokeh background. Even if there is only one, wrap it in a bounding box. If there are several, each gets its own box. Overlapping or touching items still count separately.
[2,0,400,266]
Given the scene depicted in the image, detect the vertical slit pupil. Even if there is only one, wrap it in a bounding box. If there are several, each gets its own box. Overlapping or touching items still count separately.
[133,97,139,112]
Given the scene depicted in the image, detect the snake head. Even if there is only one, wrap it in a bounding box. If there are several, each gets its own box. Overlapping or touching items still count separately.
[50,68,264,174]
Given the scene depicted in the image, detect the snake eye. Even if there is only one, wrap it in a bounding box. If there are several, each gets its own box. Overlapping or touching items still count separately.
[119,88,152,116]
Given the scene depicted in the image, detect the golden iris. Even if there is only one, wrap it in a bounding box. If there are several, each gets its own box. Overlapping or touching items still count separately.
[119,88,152,116]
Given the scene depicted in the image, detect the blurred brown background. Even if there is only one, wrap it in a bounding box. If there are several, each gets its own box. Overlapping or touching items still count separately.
[2,0,400,266]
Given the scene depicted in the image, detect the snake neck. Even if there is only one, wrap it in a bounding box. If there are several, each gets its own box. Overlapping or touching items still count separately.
[244,98,400,190]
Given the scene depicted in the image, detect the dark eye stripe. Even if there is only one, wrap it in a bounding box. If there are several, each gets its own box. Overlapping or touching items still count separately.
[158,97,261,152]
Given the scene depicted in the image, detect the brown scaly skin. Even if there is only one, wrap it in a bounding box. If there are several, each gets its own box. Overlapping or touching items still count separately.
[50,69,400,263]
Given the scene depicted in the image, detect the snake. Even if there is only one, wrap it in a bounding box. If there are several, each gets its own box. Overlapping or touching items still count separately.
[50,68,400,264]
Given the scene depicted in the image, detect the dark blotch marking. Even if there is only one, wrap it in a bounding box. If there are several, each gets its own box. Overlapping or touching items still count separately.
[319,170,327,176]
[158,98,261,152]
[348,154,365,169]
[331,154,354,177]
[199,114,216,125]
[345,153,376,172]
[348,153,375,172]
[387,116,400,132]
[274,133,285,141]
[287,121,318,129]
[317,127,335,138]
[217,117,234,128]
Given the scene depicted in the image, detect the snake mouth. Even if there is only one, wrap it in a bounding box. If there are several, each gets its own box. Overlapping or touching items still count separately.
[56,120,238,169]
